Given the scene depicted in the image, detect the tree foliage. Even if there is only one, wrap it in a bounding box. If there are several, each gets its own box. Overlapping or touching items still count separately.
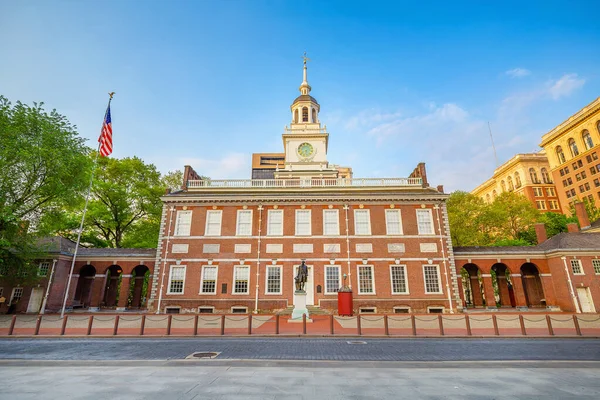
[42,155,165,248]
[447,190,543,247]
[0,96,91,285]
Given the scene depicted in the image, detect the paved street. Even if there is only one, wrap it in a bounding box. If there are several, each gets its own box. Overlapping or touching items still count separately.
[1,338,600,399]
[1,361,600,400]
[1,337,600,361]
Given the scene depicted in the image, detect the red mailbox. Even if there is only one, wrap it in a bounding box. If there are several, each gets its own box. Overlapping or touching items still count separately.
[337,291,353,316]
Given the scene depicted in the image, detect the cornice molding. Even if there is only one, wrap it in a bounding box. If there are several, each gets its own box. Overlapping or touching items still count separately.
[540,97,600,147]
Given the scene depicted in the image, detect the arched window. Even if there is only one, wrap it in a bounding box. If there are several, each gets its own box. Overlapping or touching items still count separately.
[582,130,594,150]
[492,190,497,199]
[597,120,600,135]
[541,168,551,184]
[486,194,491,203]
[302,107,308,122]
[556,146,566,163]
[294,109,299,123]
[507,176,514,191]
[312,108,317,123]
[568,138,579,157]
[514,172,522,188]
[501,180,506,192]
[529,168,539,184]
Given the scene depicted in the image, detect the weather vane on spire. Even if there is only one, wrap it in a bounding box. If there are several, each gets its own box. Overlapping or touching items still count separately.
[303,51,310,65]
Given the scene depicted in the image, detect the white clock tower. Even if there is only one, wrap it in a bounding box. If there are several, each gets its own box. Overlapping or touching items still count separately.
[275,54,340,180]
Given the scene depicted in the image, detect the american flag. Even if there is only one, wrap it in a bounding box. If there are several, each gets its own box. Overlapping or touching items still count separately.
[98,104,113,157]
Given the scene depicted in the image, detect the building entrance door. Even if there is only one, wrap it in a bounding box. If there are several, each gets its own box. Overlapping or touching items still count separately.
[577,287,595,313]
[293,264,314,306]
[27,287,44,313]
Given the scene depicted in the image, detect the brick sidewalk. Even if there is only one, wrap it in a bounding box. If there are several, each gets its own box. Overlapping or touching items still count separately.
[1,312,599,337]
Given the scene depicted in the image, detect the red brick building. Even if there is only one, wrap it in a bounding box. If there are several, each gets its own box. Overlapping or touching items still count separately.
[146,60,461,315]
[0,237,155,314]
[455,210,600,313]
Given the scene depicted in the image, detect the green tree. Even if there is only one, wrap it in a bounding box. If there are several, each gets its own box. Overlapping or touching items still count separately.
[447,191,489,246]
[87,155,164,248]
[161,170,183,191]
[541,212,578,238]
[0,96,90,284]
[488,191,540,244]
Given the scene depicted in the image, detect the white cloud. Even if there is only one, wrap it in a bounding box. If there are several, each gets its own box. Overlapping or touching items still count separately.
[345,109,402,131]
[505,68,531,78]
[548,73,586,100]
[178,153,250,180]
[499,73,586,116]
[367,103,470,144]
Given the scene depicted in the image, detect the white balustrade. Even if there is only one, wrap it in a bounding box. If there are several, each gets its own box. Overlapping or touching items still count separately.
[186,177,422,189]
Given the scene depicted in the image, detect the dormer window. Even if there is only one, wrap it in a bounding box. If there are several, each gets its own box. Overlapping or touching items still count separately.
[302,107,308,122]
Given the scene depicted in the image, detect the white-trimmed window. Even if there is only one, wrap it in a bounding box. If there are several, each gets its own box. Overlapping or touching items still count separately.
[533,187,543,197]
[536,200,547,210]
[200,266,217,294]
[592,259,600,274]
[423,265,442,293]
[205,210,222,236]
[549,200,559,210]
[236,210,252,236]
[9,287,23,305]
[267,210,283,236]
[323,209,340,235]
[416,209,434,235]
[295,209,311,236]
[354,209,371,235]
[198,306,215,314]
[357,265,375,294]
[167,266,186,294]
[570,259,584,275]
[38,262,50,277]
[233,266,250,294]
[390,265,408,294]
[325,265,341,294]
[385,209,403,235]
[231,306,248,314]
[174,210,192,236]
[265,266,282,294]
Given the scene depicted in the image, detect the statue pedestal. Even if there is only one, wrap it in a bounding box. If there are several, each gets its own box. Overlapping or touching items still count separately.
[290,290,311,322]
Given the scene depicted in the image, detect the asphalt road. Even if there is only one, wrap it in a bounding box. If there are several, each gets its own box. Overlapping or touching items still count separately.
[1,337,600,361]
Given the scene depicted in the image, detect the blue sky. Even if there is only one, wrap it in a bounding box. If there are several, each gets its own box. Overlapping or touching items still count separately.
[1,0,599,191]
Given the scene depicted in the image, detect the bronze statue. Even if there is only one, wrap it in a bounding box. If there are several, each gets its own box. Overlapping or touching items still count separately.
[295,261,308,291]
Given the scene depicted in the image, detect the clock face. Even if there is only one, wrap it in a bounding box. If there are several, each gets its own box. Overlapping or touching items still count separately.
[297,142,314,158]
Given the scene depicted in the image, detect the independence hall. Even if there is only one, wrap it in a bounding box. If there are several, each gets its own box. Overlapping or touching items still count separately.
[147,59,460,314]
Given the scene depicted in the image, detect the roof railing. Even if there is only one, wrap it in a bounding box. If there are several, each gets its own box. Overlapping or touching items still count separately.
[187,177,422,189]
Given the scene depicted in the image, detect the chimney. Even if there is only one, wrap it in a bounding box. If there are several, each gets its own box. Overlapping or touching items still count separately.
[436,185,444,193]
[567,223,579,233]
[574,201,591,230]
[534,223,547,244]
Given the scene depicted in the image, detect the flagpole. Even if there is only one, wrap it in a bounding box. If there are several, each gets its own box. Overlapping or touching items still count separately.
[60,93,114,318]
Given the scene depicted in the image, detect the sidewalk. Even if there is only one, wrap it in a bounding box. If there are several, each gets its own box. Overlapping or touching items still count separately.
[1,312,599,337]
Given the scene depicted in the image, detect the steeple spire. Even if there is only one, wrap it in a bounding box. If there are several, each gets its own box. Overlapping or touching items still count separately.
[300,52,311,95]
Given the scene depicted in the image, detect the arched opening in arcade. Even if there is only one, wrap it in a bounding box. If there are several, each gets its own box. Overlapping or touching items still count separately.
[103,265,123,308]
[74,264,96,308]
[460,264,485,308]
[128,265,150,309]
[491,263,516,308]
[520,263,545,308]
